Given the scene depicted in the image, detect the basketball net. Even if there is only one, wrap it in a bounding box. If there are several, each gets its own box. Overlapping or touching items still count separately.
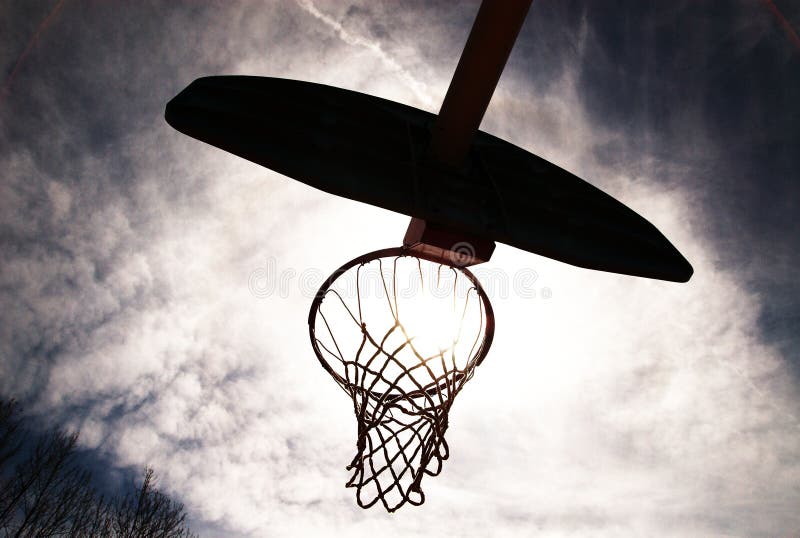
[309,248,494,512]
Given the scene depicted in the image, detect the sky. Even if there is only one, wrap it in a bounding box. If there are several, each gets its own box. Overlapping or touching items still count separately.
[1,0,799,536]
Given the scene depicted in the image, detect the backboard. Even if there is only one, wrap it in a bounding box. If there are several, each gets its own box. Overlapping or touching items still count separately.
[166,75,693,282]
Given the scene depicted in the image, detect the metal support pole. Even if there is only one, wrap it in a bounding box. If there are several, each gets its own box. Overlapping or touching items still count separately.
[428,0,532,168]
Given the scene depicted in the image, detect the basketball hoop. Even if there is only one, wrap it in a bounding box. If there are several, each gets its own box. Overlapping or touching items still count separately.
[167,0,694,515]
[308,248,494,512]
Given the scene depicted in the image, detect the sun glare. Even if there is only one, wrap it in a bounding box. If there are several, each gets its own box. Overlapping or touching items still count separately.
[398,280,462,354]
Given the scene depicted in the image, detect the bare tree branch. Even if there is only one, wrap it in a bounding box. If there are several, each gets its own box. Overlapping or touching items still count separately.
[0,397,198,538]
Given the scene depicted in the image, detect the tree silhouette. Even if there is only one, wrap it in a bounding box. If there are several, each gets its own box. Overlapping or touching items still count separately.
[0,398,197,538]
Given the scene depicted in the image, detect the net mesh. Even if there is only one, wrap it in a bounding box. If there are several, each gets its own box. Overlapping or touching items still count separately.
[309,249,494,512]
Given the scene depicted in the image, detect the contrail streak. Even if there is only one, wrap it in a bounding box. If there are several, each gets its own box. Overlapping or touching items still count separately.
[294,0,436,109]
[761,0,800,51]
[1,0,67,103]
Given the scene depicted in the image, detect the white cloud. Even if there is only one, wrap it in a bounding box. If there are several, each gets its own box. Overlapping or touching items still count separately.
[1,2,798,537]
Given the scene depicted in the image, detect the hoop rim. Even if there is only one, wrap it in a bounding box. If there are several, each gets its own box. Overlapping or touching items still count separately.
[308,247,495,386]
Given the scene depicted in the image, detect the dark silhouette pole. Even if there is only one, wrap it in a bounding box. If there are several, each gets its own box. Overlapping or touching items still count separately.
[428,0,533,168]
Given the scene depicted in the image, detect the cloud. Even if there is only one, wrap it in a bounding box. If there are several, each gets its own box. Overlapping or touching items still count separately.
[293,0,435,108]
[1,1,798,537]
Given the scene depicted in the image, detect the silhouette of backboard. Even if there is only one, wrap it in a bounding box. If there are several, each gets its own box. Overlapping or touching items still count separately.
[166,75,692,282]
